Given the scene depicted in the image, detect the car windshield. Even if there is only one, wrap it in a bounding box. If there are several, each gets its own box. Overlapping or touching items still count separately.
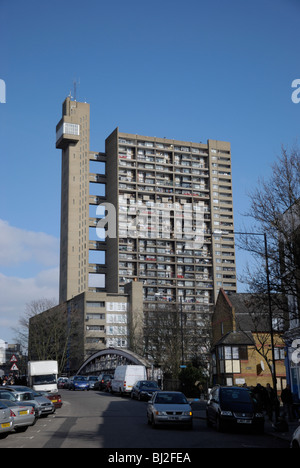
[33,392,46,397]
[0,391,16,401]
[32,374,56,385]
[88,376,98,381]
[141,381,158,388]
[221,388,251,404]
[75,376,87,381]
[155,393,188,404]
[19,392,34,401]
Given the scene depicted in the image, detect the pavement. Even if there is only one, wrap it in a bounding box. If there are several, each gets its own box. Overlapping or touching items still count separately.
[190,398,299,444]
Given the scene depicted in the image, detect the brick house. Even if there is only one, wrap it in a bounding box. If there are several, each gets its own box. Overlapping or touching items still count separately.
[211,289,287,392]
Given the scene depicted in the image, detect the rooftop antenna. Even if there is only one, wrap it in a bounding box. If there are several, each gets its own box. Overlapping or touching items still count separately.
[73,78,80,101]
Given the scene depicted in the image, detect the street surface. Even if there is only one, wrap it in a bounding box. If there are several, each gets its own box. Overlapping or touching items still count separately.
[0,390,290,450]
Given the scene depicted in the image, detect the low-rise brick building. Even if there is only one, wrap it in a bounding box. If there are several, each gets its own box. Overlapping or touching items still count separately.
[211,289,287,392]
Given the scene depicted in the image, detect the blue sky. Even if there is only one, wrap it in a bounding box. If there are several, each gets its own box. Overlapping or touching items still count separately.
[0,0,300,343]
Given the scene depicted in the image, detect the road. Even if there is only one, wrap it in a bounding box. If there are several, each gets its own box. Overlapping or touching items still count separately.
[0,390,290,450]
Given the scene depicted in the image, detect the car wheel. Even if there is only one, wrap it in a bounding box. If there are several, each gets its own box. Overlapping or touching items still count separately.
[216,415,224,432]
[151,415,156,428]
[291,440,300,449]
[206,412,213,428]
[15,426,28,433]
[256,423,264,434]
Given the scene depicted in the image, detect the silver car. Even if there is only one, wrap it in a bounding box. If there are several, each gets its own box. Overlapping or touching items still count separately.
[0,389,37,430]
[1,400,35,432]
[5,386,55,417]
[147,391,193,428]
[0,401,14,439]
[32,391,55,416]
[86,376,99,390]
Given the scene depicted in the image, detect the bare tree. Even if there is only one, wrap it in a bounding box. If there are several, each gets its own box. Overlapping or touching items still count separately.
[143,303,212,379]
[12,298,57,354]
[239,144,300,325]
[28,302,83,374]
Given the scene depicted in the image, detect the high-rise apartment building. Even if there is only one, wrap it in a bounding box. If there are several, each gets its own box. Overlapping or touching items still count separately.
[56,97,237,343]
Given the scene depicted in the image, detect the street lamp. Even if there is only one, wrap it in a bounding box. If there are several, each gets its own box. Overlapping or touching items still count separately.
[213,230,278,399]
[179,295,185,368]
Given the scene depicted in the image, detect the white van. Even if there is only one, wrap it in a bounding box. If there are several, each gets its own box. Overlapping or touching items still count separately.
[111,365,147,395]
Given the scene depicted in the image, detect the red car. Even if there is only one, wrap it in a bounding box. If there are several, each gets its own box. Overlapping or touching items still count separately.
[39,391,62,409]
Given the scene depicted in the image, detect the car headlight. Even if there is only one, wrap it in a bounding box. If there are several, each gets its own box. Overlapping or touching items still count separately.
[183,411,193,416]
[220,411,233,416]
[155,411,167,416]
[255,413,264,418]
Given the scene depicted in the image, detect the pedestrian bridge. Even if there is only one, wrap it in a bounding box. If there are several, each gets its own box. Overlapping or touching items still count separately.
[77,348,152,376]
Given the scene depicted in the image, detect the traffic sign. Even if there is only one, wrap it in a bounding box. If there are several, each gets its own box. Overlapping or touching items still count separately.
[10,355,18,363]
[10,363,19,371]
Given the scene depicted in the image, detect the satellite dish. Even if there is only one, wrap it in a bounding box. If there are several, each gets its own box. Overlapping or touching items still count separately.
[260,361,265,371]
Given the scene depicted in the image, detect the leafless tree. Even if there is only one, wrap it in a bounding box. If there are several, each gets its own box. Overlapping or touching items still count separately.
[239,144,300,326]
[143,303,212,379]
[12,298,57,354]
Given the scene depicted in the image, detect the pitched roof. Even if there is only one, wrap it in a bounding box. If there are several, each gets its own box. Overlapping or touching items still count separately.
[228,293,271,332]
[215,330,255,347]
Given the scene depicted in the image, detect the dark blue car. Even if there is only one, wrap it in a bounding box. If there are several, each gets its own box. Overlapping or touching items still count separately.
[206,386,264,433]
[131,380,160,401]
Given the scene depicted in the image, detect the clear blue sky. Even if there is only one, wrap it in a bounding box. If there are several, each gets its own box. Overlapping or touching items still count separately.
[0,0,300,343]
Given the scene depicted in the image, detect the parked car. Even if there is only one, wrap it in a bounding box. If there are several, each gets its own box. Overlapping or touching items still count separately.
[64,377,74,389]
[32,391,56,415]
[206,386,265,433]
[58,377,69,389]
[5,386,55,417]
[94,374,114,391]
[0,387,40,425]
[111,365,146,395]
[106,379,112,393]
[0,389,38,427]
[0,401,14,439]
[131,380,160,401]
[291,422,300,448]
[1,400,35,433]
[69,376,90,391]
[147,391,193,428]
[37,390,63,409]
[86,376,100,390]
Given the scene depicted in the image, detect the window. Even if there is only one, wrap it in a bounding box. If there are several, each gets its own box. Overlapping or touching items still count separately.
[56,122,80,141]
[274,348,285,360]
[86,301,105,308]
[86,313,105,320]
[86,325,104,331]
[239,346,248,360]
[224,346,239,359]
[64,123,80,136]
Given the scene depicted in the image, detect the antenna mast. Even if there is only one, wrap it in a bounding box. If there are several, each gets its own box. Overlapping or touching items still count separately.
[73,78,80,101]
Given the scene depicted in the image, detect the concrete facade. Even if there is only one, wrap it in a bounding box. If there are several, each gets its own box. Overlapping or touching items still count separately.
[29,282,143,369]
[53,96,237,362]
